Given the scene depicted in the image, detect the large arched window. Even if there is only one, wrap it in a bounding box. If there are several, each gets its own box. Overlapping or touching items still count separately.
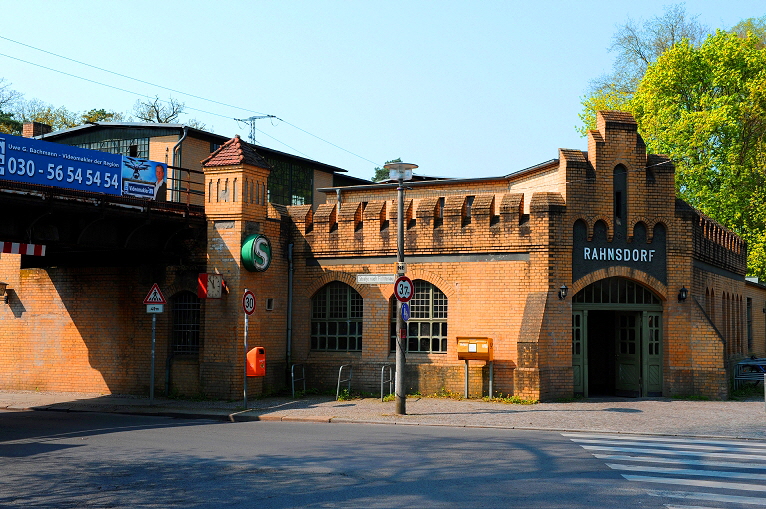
[171,291,202,354]
[390,280,448,353]
[311,282,363,352]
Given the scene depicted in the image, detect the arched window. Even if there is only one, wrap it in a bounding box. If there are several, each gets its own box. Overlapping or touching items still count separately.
[390,280,448,353]
[311,282,363,351]
[171,291,202,354]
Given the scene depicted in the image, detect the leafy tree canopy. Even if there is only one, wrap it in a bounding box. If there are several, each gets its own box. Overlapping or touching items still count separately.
[373,158,402,182]
[81,108,124,124]
[630,30,766,278]
[731,15,766,48]
[16,99,79,131]
[0,110,22,135]
[577,4,708,135]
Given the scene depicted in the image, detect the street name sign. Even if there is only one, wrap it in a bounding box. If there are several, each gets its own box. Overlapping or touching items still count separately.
[356,274,396,284]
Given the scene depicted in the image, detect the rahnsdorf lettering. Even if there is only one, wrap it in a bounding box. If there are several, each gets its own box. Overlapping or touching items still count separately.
[583,247,655,262]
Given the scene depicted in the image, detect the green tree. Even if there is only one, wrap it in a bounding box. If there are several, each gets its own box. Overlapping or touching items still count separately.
[372,158,402,182]
[730,15,766,48]
[81,108,124,124]
[578,4,708,135]
[0,110,22,134]
[0,78,23,134]
[16,99,79,130]
[630,30,766,278]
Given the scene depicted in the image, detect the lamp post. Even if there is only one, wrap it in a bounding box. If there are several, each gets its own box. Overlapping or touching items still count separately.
[385,162,417,416]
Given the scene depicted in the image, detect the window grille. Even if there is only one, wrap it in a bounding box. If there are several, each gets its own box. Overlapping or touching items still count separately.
[171,291,201,354]
[572,277,660,305]
[390,280,448,353]
[311,282,363,352]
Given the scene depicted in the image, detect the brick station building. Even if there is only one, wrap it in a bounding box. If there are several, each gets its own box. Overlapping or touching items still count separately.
[1,110,764,400]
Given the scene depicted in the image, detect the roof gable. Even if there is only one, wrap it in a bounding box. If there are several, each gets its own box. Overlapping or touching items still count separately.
[202,135,270,169]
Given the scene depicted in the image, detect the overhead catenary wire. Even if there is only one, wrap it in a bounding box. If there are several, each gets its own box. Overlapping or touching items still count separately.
[0,37,387,167]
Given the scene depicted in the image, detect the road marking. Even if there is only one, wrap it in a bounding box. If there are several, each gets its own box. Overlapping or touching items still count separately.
[594,454,766,470]
[581,444,766,461]
[567,433,766,507]
[574,438,764,453]
[607,463,766,481]
[648,489,766,506]
[623,475,766,492]
[564,433,766,449]
[664,505,727,509]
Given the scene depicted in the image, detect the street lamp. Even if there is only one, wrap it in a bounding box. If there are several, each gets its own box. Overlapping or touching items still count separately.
[385,162,417,416]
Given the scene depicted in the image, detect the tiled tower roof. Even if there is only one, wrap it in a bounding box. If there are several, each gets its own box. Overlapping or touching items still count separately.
[202,135,270,169]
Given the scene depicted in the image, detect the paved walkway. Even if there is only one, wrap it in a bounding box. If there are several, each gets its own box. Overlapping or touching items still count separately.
[1,389,764,439]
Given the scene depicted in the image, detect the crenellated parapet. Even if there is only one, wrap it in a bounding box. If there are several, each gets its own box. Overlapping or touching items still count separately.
[689,207,747,275]
[287,191,566,258]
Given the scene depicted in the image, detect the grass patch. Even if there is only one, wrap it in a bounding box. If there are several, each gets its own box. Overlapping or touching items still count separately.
[729,383,763,401]
[484,393,538,405]
[426,387,464,400]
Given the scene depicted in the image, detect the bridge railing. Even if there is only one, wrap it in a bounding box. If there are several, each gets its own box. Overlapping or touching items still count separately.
[167,166,205,207]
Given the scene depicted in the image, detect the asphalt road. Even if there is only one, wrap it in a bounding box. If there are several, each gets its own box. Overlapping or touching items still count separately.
[0,410,763,508]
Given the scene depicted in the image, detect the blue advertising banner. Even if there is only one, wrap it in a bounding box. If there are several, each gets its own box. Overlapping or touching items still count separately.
[0,133,167,200]
[0,133,123,195]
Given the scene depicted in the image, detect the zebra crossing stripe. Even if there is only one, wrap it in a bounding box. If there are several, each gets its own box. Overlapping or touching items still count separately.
[581,444,766,461]
[624,475,766,492]
[576,438,762,453]
[594,453,766,470]
[608,463,766,481]
[647,489,766,506]
[564,433,766,449]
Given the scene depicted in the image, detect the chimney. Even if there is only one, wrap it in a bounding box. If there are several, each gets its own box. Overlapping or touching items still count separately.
[22,122,52,138]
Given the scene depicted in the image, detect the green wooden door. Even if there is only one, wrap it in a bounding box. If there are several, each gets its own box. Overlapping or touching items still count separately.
[615,312,641,397]
[643,312,663,396]
[572,311,587,396]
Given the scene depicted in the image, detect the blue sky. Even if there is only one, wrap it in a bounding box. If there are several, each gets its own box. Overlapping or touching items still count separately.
[0,1,763,180]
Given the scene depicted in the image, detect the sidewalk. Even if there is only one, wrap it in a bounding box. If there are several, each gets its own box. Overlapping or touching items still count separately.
[1,389,764,439]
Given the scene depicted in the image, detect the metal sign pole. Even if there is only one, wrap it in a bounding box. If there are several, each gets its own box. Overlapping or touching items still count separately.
[150,314,156,405]
[244,313,249,409]
[395,176,406,416]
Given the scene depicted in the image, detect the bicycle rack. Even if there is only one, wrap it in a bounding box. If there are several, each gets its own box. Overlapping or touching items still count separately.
[336,364,353,400]
[381,364,395,401]
[291,364,306,398]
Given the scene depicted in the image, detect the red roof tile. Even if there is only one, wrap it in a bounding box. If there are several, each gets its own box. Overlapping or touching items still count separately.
[201,135,270,169]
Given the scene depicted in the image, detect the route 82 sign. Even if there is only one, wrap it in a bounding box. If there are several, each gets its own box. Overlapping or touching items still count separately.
[394,276,413,303]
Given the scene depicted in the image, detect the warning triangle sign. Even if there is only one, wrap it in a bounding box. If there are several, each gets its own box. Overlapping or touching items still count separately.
[143,283,167,304]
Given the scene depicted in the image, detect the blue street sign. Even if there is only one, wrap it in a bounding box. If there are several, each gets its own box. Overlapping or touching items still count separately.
[401,302,410,321]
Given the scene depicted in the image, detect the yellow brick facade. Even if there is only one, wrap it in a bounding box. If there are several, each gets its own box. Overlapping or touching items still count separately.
[1,111,764,401]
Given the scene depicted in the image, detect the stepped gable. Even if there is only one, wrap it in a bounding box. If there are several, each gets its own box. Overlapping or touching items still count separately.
[598,110,638,131]
[201,135,270,169]
[559,149,589,168]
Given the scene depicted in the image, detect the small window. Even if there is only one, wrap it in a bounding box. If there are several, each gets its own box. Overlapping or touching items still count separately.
[266,298,275,311]
[434,198,445,228]
[463,196,475,226]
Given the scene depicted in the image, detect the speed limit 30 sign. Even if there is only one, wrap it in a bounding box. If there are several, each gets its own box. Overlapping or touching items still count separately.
[242,289,256,315]
[394,276,414,303]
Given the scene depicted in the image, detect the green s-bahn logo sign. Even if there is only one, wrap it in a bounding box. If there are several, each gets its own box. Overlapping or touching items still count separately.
[241,234,272,272]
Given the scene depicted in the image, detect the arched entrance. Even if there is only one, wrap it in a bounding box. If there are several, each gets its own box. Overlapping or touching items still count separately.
[572,277,663,397]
